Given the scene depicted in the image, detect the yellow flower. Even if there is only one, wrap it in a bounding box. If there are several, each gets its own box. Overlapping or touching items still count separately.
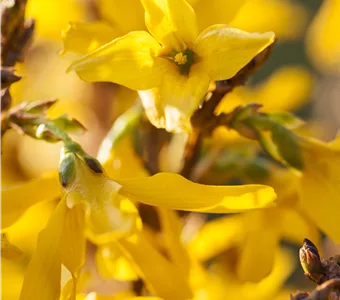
[67,0,274,132]
[62,0,303,58]
[3,104,277,299]
[194,248,295,300]
[306,0,340,73]
[188,169,319,282]
[297,134,340,243]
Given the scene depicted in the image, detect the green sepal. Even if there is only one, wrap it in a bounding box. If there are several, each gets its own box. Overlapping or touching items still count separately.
[271,123,304,170]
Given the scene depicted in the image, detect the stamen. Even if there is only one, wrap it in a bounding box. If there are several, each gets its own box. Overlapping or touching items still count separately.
[174,52,187,65]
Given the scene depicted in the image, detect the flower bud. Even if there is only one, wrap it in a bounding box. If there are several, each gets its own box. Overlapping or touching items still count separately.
[83,155,103,173]
[299,238,324,283]
[59,150,77,187]
[231,121,259,140]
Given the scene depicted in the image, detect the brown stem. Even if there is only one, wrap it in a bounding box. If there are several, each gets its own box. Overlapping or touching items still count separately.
[180,43,275,180]
[180,129,202,178]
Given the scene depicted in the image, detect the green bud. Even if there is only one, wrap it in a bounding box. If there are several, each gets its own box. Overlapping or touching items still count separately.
[59,150,77,187]
[35,124,62,143]
[271,123,304,170]
[82,155,103,173]
[231,121,259,140]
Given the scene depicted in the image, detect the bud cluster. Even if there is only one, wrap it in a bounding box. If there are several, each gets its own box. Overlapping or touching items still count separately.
[59,142,103,188]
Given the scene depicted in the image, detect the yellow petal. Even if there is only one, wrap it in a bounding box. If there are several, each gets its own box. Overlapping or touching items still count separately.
[158,208,190,275]
[306,0,340,72]
[95,243,138,281]
[101,137,149,179]
[236,209,280,282]
[193,0,246,32]
[60,205,86,300]
[4,200,55,257]
[141,0,198,51]
[117,172,276,213]
[19,199,67,300]
[61,21,120,55]
[68,31,168,90]
[188,215,244,261]
[194,25,275,81]
[230,0,307,40]
[117,231,193,300]
[1,172,60,229]
[1,233,23,261]
[240,248,296,300]
[60,271,91,300]
[1,257,25,300]
[280,207,320,247]
[197,248,295,300]
[98,0,146,34]
[298,136,340,243]
[139,63,210,132]
[26,0,83,39]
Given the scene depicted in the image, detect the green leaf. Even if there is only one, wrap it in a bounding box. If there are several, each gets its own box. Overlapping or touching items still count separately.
[268,112,304,129]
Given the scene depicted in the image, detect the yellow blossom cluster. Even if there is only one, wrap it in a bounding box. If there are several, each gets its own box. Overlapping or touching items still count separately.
[1,0,340,300]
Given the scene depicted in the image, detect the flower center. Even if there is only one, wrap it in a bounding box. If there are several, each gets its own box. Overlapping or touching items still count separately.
[170,49,195,75]
[174,52,187,65]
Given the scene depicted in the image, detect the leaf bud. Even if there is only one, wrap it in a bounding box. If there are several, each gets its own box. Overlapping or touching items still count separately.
[299,238,324,283]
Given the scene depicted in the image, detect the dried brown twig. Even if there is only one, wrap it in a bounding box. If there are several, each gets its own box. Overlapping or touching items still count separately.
[1,0,35,136]
[180,43,275,179]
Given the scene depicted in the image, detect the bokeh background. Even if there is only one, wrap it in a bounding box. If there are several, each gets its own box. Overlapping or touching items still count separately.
[2,0,340,299]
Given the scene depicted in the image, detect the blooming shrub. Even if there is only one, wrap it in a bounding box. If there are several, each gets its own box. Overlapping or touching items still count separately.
[1,0,340,299]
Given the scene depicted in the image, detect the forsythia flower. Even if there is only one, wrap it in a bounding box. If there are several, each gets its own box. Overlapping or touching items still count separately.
[189,169,319,282]
[67,0,275,132]
[7,138,276,299]
[194,248,295,300]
